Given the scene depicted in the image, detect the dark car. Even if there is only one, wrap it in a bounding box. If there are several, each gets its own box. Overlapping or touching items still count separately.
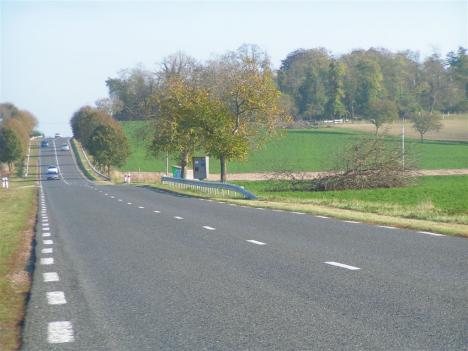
[41,140,49,147]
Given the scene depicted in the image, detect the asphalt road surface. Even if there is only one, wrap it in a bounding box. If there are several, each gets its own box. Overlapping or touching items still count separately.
[22,137,467,350]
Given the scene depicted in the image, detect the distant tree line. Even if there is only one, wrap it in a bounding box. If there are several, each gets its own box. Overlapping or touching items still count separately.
[0,103,38,173]
[104,46,467,122]
[70,107,129,176]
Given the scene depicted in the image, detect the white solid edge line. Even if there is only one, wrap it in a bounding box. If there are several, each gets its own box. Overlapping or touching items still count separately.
[316,215,329,218]
[324,261,360,270]
[43,272,59,282]
[203,226,216,231]
[42,248,53,254]
[419,231,445,237]
[344,220,360,224]
[378,225,396,229]
[40,257,54,265]
[47,291,67,305]
[246,240,267,245]
[292,211,305,215]
[47,321,74,343]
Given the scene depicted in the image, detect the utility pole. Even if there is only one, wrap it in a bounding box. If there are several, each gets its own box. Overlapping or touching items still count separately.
[402,115,405,170]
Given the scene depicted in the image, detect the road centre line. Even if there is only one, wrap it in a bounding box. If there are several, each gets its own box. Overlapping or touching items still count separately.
[419,231,445,237]
[246,240,267,245]
[47,321,74,344]
[47,291,67,305]
[43,272,59,282]
[42,248,53,254]
[203,226,216,231]
[40,257,54,265]
[324,261,360,270]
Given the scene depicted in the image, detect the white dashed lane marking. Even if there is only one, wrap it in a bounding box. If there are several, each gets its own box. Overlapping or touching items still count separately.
[153,210,160,213]
[127,202,132,205]
[174,216,184,220]
[324,261,360,270]
[40,257,54,265]
[246,240,267,246]
[203,226,216,231]
[419,231,445,237]
[43,240,53,245]
[42,248,53,254]
[42,233,51,237]
[43,272,59,282]
[47,291,67,305]
[138,206,145,209]
[378,225,396,229]
[118,199,123,202]
[47,321,74,344]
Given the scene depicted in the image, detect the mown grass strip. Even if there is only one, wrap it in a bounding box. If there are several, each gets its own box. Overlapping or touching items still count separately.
[0,142,38,350]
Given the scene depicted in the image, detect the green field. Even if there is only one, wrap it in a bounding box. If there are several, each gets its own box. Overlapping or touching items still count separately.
[234,176,468,224]
[120,121,468,172]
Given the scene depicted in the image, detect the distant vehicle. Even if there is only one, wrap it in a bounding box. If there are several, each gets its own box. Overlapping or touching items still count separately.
[46,166,59,180]
[55,133,62,138]
[61,143,70,151]
[41,140,49,147]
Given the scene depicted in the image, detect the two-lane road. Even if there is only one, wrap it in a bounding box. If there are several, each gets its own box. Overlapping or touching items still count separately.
[22,137,467,350]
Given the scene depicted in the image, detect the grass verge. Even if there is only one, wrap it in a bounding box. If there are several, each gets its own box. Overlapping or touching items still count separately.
[70,138,106,182]
[0,142,38,350]
[142,176,468,238]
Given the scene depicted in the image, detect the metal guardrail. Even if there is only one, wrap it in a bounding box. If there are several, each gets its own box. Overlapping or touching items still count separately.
[161,176,257,200]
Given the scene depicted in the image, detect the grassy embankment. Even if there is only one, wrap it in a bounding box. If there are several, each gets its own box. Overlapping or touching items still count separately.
[120,120,468,173]
[70,138,98,181]
[0,141,38,350]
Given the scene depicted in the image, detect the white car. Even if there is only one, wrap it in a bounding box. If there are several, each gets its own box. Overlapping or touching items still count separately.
[61,144,70,151]
[46,165,59,180]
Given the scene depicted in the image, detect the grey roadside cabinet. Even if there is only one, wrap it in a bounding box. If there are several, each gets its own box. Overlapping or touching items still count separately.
[193,156,209,180]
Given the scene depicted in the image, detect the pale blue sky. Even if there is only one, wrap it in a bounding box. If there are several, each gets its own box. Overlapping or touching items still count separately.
[1,0,467,136]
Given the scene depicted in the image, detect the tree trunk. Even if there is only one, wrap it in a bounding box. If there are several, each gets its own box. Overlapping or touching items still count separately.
[180,153,188,179]
[220,155,227,183]
[420,132,424,143]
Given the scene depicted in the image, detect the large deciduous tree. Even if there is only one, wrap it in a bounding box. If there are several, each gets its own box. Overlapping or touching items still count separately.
[0,127,23,171]
[87,123,129,176]
[204,45,290,182]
